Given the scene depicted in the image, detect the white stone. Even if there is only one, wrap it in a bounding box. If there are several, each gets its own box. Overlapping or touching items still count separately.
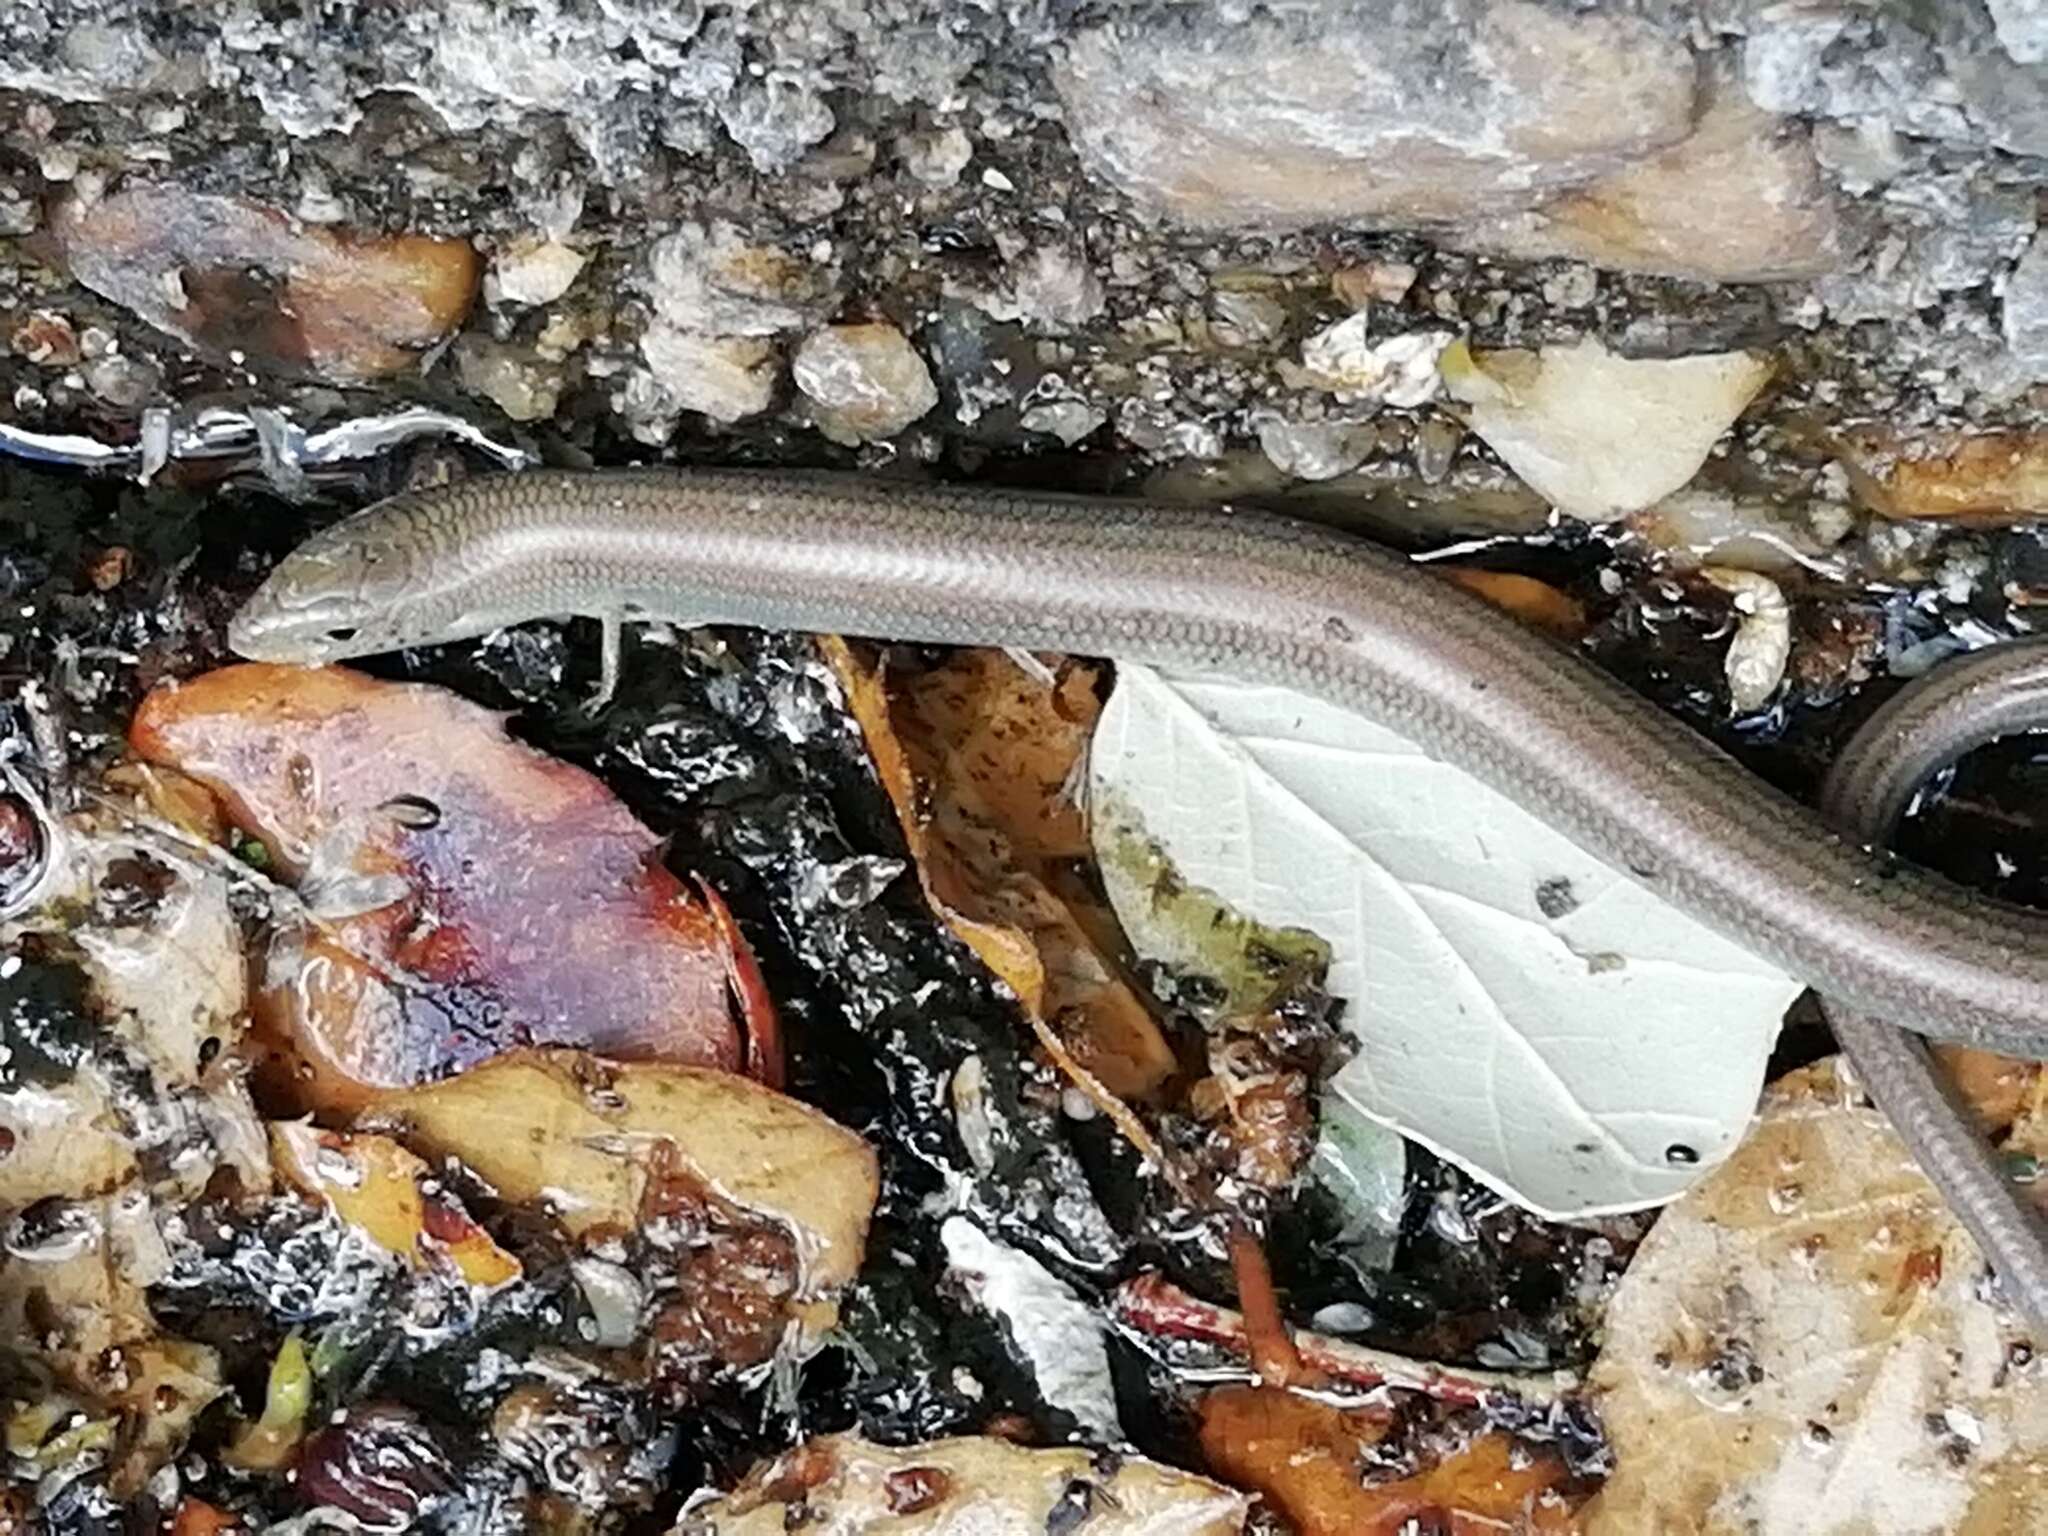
[646,219,836,337]
[488,237,586,307]
[1253,413,1375,482]
[454,335,562,423]
[1990,0,2048,64]
[1020,398,1106,446]
[793,322,938,445]
[640,321,778,424]
[1444,337,1773,522]
[1298,316,1449,407]
[901,125,972,186]
[976,245,1105,332]
[1209,290,1287,347]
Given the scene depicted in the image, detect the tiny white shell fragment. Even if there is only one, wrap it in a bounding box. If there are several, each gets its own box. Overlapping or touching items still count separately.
[1703,566,1791,714]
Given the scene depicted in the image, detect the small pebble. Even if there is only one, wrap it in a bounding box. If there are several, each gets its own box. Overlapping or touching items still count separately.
[1209,290,1287,347]
[487,238,587,308]
[1541,263,1599,310]
[83,352,157,409]
[1298,314,1448,406]
[646,219,837,338]
[794,322,938,445]
[1333,260,1416,309]
[454,335,564,424]
[1412,416,1463,483]
[1254,413,1374,482]
[1309,1301,1374,1334]
[900,126,973,187]
[639,323,779,425]
[0,180,38,236]
[980,245,1105,332]
[1020,398,1106,446]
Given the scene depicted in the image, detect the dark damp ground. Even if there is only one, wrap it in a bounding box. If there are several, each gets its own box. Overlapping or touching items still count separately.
[3,443,2044,1530]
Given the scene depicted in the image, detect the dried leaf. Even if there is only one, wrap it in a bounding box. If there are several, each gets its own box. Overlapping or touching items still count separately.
[686,1432,1248,1534]
[129,664,769,1115]
[104,761,228,845]
[0,1207,225,1497]
[369,1050,876,1304]
[1197,1386,1386,1534]
[0,1069,138,1208]
[272,1123,520,1288]
[73,853,245,1091]
[825,640,1175,1100]
[1198,1386,1576,1535]
[1440,569,1588,639]
[1838,428,2048,524]
[2001,1067,2048,1215]
[1700,567,1791,714]
[1934,1043,2036,1138]
[1586,1058,2048,1535]
[170,1500,243,1536]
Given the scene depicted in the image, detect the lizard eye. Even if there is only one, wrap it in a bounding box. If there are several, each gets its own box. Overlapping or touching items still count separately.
[325,626,359,644]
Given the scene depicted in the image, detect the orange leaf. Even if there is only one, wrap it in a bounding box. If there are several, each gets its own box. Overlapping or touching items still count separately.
[1198,1385,1393,1535]
[1932,1043,2036,1137]
[129,664,762,1115]
[824,641,1174,1100]
[1440,569,1588,640]
[170,1499,243,1536]
[1200,1386,1579,1536]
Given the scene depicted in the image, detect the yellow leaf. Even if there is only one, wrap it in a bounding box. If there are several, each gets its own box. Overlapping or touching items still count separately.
[368,1050,876,1301]
[271,1122,520,1289]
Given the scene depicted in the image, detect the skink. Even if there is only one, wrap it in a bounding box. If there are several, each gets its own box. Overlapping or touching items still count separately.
[1823,643,2048,1327]
[229,466,2048,1320]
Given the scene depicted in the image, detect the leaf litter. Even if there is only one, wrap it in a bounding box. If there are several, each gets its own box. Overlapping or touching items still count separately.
[1586,1059,2048,1535]
[2,445,2035,1536]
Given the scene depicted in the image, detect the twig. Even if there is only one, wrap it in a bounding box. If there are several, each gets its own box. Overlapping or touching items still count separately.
[1227,1222,1307,1388]
[1111,1272,1579,1410]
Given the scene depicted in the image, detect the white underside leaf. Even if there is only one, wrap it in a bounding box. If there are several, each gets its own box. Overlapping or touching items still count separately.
[1089,664,1800,1218]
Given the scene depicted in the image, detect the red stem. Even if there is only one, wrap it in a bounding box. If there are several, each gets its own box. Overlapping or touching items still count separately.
[1112,1272,1579,1410]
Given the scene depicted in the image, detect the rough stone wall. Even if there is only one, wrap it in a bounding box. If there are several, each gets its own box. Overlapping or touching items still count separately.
[2,0,2047,526]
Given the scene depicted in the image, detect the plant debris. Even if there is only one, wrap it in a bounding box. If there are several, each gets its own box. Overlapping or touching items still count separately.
[129,662,774,1112]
